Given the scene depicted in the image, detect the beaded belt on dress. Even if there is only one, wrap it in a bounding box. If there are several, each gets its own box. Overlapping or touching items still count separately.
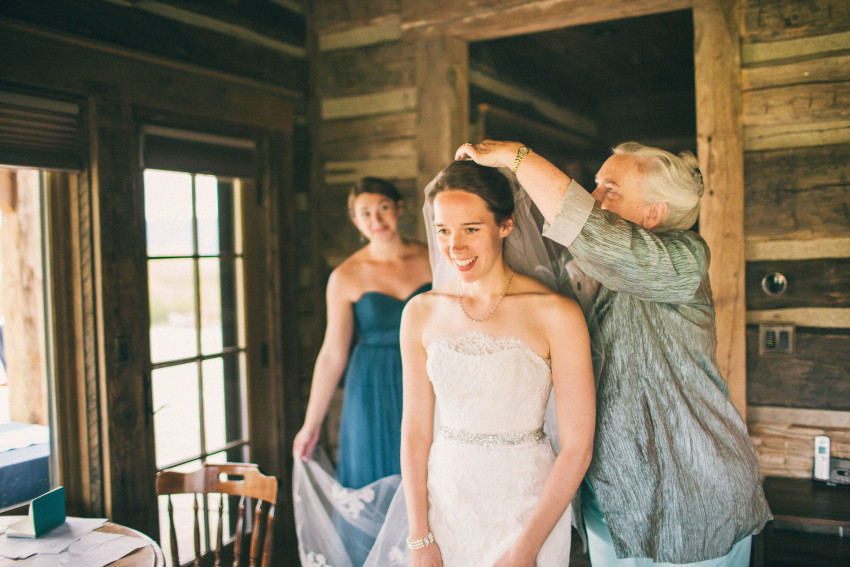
[439,425,545,447]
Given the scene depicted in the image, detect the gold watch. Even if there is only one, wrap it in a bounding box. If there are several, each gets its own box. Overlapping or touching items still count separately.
[511,145,530,175]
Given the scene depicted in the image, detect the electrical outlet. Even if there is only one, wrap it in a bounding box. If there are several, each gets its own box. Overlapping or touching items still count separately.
[759,323,795,356]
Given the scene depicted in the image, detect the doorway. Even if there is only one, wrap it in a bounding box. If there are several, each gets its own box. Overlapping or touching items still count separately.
[468,9,696,189]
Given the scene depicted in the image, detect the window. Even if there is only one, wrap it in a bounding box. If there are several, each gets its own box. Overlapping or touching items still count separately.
[0,168,58,511]
[145,169,250,564]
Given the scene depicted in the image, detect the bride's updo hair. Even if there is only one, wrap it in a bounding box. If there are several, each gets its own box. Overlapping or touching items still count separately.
[427,160,514,225]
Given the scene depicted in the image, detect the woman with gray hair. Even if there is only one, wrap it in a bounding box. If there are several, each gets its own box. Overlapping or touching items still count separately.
[457,140,771,567]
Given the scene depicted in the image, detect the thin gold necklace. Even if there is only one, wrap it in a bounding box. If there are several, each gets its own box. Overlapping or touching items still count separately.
[457,268,514,323]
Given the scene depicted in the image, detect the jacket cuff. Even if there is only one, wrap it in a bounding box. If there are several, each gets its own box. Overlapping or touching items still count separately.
[542,179,595,247]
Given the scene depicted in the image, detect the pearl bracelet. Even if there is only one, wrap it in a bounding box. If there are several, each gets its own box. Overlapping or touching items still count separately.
[407,531,435,551]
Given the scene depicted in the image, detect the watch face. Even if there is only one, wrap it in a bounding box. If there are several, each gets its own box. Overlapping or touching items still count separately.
[518,147,529,156]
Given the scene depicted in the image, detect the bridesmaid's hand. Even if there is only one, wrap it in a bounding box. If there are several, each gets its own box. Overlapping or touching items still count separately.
[292,425,320,461]
[410,543,443,567]
[454,140,523,170]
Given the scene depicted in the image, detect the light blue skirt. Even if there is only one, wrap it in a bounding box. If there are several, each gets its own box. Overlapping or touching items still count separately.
[582,479,752,567]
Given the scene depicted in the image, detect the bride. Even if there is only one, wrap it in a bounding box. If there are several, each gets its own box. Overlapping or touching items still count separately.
[293,160,597,567]
[399,160,596,566]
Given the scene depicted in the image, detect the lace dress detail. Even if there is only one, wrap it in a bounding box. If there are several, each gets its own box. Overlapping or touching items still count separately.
[424,332,572,566]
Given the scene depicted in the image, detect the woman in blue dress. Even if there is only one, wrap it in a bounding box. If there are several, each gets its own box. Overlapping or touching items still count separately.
[293,177,431,488]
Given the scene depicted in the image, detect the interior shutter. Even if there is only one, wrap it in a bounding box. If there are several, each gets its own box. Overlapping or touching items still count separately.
[141,125,256,179]
[0,90,82,171]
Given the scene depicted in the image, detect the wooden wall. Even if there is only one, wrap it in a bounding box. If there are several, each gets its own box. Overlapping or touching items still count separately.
[741,0,850,477]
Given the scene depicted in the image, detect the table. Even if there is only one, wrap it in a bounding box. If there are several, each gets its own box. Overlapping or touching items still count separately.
[752,476,850,566]
[97,521,165,567]
[0,517,165,567]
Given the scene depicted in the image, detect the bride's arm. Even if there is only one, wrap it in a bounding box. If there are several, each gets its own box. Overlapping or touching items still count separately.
[400,297,443,567]
[496,296,596,566]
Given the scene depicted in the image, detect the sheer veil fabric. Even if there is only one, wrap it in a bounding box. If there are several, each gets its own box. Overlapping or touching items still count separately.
[293,167,603,567]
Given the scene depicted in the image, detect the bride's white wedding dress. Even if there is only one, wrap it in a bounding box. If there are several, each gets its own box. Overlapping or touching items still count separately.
[422,331,571,566]
[297,330,573,567]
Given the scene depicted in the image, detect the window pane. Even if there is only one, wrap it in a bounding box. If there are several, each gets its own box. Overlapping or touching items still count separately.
[202,358,226,451]
[153,364,201,468]
[144,170,193,257]
[233,181,243,255]
[196,175,219,256]
[236,258,245,349]
[149,259,198,363]
[199,258,222,355]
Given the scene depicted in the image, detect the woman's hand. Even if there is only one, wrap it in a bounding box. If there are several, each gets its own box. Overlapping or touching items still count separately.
[410,542,443,567]
[455,140,523,169]
[292,425,320,461]
[492,544,537,567]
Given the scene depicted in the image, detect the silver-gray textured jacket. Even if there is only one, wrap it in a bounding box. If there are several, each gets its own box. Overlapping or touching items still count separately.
[544,181,772,563]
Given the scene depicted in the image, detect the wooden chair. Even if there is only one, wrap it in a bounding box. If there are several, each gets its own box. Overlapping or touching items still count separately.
[155,463,278,567]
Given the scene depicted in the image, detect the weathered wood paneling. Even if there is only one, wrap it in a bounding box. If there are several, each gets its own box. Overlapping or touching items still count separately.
[321,112,417,153]
[0,0,307,91]
[743,54,850,90]
[318,16,402,51]
[746,326,850,411]
[312,1,401,33]
[742,0,850,42]
[401,0,693,40]
[317,40,415,97]
[744,144,850,239]
[743,82,850,127]
[746,258,850,310]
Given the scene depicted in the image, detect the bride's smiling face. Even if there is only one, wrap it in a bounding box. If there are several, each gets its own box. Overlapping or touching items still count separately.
[433,189,513,283]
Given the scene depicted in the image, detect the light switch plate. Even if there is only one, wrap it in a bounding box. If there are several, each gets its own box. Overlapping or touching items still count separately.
[758,323,795,356]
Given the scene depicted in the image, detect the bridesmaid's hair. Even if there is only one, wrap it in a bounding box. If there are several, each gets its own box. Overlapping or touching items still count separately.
[427,160,514,225]
[347,177,404,219]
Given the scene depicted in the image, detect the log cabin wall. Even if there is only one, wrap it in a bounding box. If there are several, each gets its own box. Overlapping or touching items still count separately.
[307,0,850,479]
[1,3,310,561]
[740,0,850,478]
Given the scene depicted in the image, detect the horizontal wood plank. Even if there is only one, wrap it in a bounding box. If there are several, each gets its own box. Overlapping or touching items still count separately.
[324,156,418,185]
[746,237,850,261]
[747,308,850,329]
[744,144,850,239]
[320,113,417,160]
[743,54,850,90]
[312,1,400,34]
[743,81,850,128]
[742,0,850,44]
[317,40,415,97]
[746,258,850,310]
[321,89,417,120]
[744,120,850,151]
[318,16,402,51]
[401,0,692,41]
[746,326,850,412]
[0,0,306,90]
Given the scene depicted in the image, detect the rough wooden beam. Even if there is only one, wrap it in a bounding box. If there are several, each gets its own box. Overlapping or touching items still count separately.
[744,82,850,128]
[324,156,418,185]
[747,308,850,329]
[744,120,850,151]
[415,36,469,240]
[318,15,402,51]
[743,54,850,90]
[321,89,417,120]
[746,258,850,310]
[743,30,850,64]
[746,237,850,261]
[470,70,598,138]
[402,0,693,40]
[748,406,850,429]
[693,0,747,416]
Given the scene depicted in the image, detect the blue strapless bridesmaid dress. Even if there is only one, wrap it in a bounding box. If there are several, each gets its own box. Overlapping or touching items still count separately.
[336,282,431,489]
